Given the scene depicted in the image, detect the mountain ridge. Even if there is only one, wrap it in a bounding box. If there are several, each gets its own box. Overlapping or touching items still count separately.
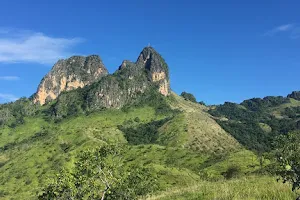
[0,46,299,199]
[33,47,170,112]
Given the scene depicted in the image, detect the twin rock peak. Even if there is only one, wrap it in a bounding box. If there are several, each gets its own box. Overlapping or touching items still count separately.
[33,47,170,108]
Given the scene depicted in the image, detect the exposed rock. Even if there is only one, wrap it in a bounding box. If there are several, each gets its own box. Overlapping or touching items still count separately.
[136,47,170,96]
[33,55,108,105]
[84,47,171,109]
[52,47,171,117]
[287,91,300,100]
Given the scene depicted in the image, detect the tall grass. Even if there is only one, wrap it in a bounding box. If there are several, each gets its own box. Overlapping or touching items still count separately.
[146,176,297,200]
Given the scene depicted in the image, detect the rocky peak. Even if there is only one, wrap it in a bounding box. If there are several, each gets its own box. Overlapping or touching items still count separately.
[33,55,108,105]
[118,60,135,70]
[136,47,170,96]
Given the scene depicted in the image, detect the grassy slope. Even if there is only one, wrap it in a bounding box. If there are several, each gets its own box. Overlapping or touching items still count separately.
[146,176,296,200]
[0,106,167,199]
[168,92,240,152]
[0,94,296,199]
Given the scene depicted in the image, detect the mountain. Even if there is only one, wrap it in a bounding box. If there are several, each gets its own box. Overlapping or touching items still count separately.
[40,47,170,118]
[33,55,108,105]
[0,47,298,199]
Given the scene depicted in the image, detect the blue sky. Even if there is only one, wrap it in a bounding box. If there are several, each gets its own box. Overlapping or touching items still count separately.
[0,0,300,104]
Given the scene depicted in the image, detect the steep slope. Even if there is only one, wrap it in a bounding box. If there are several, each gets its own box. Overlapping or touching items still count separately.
[164,92,240,153]
[33,55,108,105]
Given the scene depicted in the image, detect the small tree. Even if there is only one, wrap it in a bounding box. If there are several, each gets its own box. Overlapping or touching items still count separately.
[38,145,158,200]
[198,101,206,106]
[180,92,197,103]
[275,131,300,196]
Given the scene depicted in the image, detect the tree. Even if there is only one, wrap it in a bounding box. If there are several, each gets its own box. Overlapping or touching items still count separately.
[275,131,300,196]
[180,92,197,103]
[38,145,158,200]
[198,101,206,106]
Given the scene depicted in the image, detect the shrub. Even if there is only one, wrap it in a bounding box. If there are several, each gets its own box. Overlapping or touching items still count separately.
[180,92,197,103]
[222,165,241,179]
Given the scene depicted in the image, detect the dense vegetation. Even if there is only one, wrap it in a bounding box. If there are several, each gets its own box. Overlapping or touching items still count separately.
[118,118,172,145]
[209,95,300,152]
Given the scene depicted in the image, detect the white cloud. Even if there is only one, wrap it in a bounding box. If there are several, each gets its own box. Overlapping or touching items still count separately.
[0,76,20,81]
[0,28,83,64]
[264,24,295,36]
[0,93,18,102]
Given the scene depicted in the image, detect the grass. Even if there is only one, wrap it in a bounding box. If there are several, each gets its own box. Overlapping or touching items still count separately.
[0,106,168,199]
[145,176,297,200]
[201,150,268,180]
[0,95,297,199]
[169,92,240,153]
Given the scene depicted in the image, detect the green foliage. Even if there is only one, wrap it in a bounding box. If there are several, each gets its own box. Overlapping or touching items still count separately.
[209,102,261,122]
[198,101,206,106]
[109,165,158,199]
[283,106,300,118]
[0,97,39,127]
[274,131,300,192]
[217,120,271,152]
[50,88,88,119]
[38,145,158,200]
[209,96,300,152]
[222,165,241,179]
[288,91,300,100]
[241,96,289,112]
[180,92,197,103]
[126,87,179,116]
[118,118,171,145]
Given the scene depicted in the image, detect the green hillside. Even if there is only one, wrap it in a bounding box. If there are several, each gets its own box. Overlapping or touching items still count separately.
[0,92,297,199]
[209,95,300,152]
[0,47,299,199]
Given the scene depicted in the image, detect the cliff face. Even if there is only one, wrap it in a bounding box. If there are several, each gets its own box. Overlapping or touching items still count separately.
[33,55,108,105]
[52,47,171,117]
[136,47,170,96]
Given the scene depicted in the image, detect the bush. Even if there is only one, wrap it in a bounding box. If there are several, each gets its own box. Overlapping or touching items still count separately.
[180,92,197,103]
[222,165,241,179]
[118,118,171,145]
[38,145,158,200]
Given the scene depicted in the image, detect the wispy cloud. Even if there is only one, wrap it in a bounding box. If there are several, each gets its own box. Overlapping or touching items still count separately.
[264,24,295,36]
[0,76,20,81]
[0,28,84,64]
[264,23,300,39]
[0,93,18,102]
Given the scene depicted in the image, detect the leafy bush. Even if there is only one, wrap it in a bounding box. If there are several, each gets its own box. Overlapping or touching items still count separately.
[118,118,171,145]
[274,131,300,192]
[222,165,241,179]
[38,145,158,200]
[180,92,197,103]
